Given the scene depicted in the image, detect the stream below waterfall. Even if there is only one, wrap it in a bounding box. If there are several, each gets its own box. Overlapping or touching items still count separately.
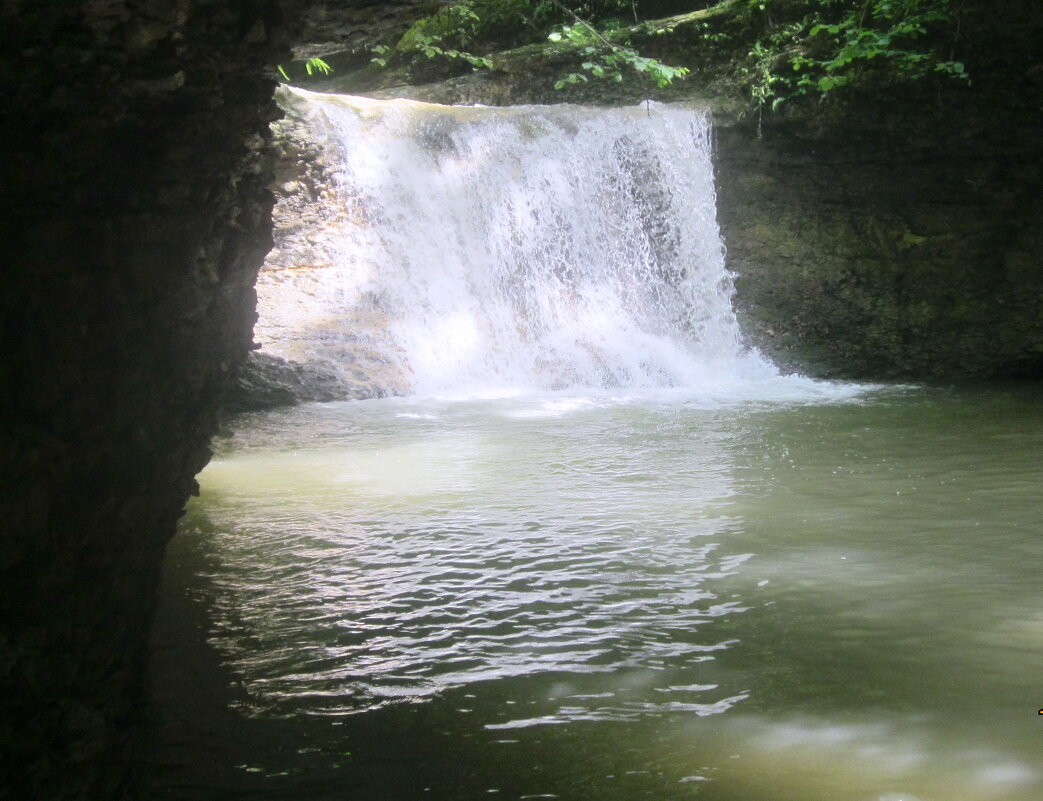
[151,386,1042,801]
[150,91,1041,801]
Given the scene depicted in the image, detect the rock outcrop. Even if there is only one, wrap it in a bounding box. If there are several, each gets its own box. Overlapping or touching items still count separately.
[228,351,390,412]
[0,2,288,797]
[715,112,1043,379]
[245,90,411,406]
[713,1,1043,378]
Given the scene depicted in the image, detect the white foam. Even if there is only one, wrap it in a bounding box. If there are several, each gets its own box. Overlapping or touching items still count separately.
[264,89,866,405]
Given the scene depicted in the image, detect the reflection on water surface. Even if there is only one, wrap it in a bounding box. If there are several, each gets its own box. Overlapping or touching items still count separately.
[151,385,1043,801]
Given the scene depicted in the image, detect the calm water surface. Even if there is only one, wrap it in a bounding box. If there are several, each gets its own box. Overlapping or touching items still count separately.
[151,384,1043,801]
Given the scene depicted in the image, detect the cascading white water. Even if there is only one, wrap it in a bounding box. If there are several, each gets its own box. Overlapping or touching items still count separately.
[262,88,782,397]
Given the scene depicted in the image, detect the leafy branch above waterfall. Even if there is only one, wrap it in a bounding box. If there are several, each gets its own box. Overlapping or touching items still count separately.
[371,0,692,90]
[285,0,972,112]
[729,0,969,112]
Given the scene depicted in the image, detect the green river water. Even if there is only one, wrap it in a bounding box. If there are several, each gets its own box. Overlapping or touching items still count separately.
[150,383,1042,801]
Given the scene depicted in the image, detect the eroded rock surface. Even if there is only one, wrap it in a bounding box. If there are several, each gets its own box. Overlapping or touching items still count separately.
[0,2,287,797]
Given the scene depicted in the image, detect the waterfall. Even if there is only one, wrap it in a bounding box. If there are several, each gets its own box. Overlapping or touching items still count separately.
[259,88,779,398]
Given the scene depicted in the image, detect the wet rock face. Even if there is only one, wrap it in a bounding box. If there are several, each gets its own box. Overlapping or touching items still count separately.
[247,96,410,406]
[266,105,344,281]
[229,351,347,411]
[0,1,288,797]
[715,124,1043,379]
[228,351,394,412]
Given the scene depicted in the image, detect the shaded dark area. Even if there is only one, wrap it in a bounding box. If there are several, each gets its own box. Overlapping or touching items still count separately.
[716,0,1043,379]
[0,1,287,797]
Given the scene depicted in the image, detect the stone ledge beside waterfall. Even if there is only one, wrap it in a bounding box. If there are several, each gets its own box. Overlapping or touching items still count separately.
[227,352,391,413]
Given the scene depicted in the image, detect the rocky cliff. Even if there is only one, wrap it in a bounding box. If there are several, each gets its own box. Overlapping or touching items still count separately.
[714,1,1043,378]
[716,109,1043,379]
[0,1,286,796]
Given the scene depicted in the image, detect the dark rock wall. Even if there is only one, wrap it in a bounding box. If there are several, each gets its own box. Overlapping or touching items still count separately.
[715,118,1043,379]
[709,0,1043,379]
[0,1,287,797]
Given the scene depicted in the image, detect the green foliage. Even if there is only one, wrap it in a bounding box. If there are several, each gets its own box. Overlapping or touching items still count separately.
[386,2,497,70]
[371,0,689,91]
[305,57,333,76]
[405,33,495,70]
[277,57,333,83]
[528,0,636,32]
[731,0,968,110]
[370,44,393,69]
[548,22,690,89]
[398,2,484,51]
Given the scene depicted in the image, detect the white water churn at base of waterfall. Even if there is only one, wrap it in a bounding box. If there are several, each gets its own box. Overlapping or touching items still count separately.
[257,88,781,399]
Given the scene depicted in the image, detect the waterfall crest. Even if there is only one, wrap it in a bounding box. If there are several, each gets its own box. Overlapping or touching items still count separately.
[259,88,778,397]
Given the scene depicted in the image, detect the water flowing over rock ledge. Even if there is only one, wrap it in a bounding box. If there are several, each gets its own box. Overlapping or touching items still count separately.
[251,89,780,403]
[258,82,1042,392]
[287,0,1042,382]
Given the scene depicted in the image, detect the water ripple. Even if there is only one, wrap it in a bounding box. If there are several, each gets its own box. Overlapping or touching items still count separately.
[189,435,749,717]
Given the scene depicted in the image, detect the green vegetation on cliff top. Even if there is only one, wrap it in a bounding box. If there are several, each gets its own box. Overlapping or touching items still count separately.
[344,0,969,109]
